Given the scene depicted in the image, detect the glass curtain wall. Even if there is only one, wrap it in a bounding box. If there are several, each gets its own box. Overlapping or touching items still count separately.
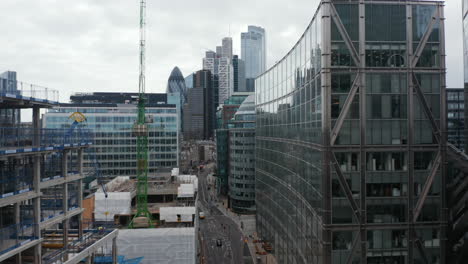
[256,1,445,264]
[44,106,178,178]
[255,4,323,264]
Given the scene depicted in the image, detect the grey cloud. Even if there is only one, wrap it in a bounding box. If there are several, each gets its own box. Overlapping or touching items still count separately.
[0,0,463,102]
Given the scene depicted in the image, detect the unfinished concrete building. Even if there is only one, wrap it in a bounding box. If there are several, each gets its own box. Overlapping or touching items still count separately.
[96,170,198,228]
[0,76,118,264]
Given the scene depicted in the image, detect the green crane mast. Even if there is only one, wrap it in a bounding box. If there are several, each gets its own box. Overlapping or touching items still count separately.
[129,0,153,228]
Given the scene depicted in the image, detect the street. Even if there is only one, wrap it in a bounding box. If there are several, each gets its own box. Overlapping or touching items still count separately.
[197,163,252,264]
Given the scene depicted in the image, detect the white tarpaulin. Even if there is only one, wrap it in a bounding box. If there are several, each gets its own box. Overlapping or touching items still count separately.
[160,207,195,222]
[177,184,195,198]
[117,228,196,264]
[94,192,131,221]
[176,175,198,192]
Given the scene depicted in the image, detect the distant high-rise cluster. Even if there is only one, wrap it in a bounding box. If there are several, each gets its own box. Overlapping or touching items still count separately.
[211,26,266,215]
[203,37,233,106]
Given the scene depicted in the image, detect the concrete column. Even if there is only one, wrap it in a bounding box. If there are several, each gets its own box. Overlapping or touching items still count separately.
[62,219,69,252]
[62,150,69,179]
[62,150,69,259]
[32,106,40,147]
[33,244,42,264]
[15,252,22,264]
[14,202,22,264]
[112,237,118,264]
[14,202,20,245]
[32,155,41,249]
[78,148,83,176]
[78,149,84,238]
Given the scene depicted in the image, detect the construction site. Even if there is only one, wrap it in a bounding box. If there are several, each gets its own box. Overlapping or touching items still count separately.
[0,0,198,263]
[82,168,199,263]
[0,76,123,263]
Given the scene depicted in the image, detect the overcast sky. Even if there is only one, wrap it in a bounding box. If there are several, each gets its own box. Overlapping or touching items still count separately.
[0,0,463,103]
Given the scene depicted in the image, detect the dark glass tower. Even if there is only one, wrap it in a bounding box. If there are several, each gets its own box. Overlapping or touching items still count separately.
[255,1,447,263]
[232,55,246,93]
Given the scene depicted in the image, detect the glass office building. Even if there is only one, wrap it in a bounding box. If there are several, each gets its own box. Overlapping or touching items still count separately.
[215,94,250,194]
[229,95,256,214]
[255,1,446,263]
[242,26,266,92]
[44,102,179,178]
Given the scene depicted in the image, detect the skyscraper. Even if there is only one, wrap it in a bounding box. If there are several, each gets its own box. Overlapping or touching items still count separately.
[241,26,266,92]
[0,71,20,125]
[218,57,231,105]
[185,73,195,90]
[232,55,246,93]
[183,70,215,140]
[222,37,233,59]
[166,66,187,104]
[203,37,233,105]
[203,50,217,75]
[195,69,215,139]
[183,87,204,140]
[256,1,447,263]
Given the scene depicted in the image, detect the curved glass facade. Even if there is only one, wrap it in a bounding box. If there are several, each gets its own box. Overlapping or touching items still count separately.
[256,6,323,263]
[229,95,256,214]
[256,1,446,263]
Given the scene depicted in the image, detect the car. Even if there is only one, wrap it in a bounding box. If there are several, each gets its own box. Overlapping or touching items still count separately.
[199,211,205,219]
[216,239,222,247]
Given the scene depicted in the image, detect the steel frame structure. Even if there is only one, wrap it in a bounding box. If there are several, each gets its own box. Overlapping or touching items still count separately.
[321,0,446,263]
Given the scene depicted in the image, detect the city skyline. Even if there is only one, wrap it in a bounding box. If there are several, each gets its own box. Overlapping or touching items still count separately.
[0,0,463,104]
[1,1,468,263]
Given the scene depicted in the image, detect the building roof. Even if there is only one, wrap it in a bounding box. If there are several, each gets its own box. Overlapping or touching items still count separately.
[70,92,169,105]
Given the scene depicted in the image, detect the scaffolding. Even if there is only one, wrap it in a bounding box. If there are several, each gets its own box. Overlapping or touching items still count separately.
[0,81,117,263]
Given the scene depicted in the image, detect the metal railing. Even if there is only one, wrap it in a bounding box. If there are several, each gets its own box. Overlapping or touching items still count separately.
[0,127,93,150]
[0,221,37,256]
[0,77,59,103]
[0,166,34,198]
[42,220,117,264]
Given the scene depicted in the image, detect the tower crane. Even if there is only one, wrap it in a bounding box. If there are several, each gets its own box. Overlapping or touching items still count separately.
[129,0,153,228]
